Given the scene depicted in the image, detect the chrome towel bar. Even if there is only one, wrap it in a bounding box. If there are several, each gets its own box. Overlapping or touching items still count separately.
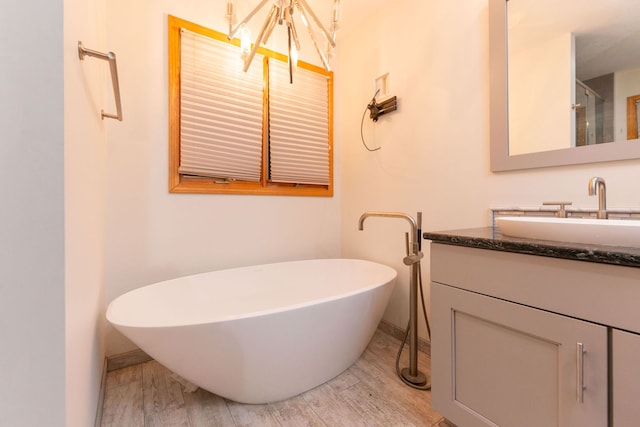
[78,41,123,121]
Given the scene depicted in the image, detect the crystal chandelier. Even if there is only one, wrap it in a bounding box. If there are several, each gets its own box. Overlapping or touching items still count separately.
[225,0,340,82]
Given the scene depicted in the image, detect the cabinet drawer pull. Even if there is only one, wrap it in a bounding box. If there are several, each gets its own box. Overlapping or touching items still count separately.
[577,342,586,403]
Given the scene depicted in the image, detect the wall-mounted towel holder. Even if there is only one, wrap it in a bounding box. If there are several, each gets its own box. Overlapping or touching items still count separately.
[78,41,123,121]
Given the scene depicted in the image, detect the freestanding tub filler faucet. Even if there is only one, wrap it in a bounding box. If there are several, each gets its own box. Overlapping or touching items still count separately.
[358,211,428,388]
[588,176,608,219]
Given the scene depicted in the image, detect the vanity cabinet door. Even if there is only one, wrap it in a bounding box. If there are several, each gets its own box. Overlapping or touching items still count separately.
[431,282,608,427]
[613,329,640,426]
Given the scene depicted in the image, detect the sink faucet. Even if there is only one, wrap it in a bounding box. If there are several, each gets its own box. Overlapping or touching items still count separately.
[588,176,608,219]
[543,201,572,218]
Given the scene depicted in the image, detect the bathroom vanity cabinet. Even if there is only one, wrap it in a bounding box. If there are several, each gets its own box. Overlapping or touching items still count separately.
[612,329,640,425]
[425,229,640,427]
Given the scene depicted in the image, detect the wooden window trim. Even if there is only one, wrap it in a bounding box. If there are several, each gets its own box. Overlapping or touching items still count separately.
[168,15,333,196]
[626,94,640,141]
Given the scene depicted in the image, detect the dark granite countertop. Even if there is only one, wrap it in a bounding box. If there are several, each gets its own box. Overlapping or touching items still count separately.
[423,227,640,268]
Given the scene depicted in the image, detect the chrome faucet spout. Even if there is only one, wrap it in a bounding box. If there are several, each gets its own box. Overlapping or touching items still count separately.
[358,211,418,251]
[588,176,608,219]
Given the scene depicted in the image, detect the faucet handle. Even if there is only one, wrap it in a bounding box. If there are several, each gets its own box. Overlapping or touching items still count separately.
[543,201,572,218]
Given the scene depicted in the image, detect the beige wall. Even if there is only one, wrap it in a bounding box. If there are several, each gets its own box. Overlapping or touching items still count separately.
[1,1,66,425]
[509,32,574,154]
[103,0,640,353]
[103,0,342,355]
[614,66,640,140]
[337,0,640,341]
[337,0,492,337]
[4,2,640,424]
[2,0,108,424]
[64,0,108,425]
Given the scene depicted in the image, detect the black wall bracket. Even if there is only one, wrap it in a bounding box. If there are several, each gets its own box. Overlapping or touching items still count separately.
[367,96,398,122]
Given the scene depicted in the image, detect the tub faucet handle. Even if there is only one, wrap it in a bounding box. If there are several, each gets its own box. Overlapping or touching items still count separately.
[403,252,424,266]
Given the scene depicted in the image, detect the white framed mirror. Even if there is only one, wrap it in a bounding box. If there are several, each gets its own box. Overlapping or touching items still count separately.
[490,0,640,171]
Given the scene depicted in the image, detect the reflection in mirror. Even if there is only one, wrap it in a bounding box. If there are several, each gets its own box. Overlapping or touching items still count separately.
[509,0,640,154]
[490,0,640,171]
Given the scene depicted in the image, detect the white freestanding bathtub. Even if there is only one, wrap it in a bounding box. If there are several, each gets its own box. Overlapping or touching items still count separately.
[106,258,396,404]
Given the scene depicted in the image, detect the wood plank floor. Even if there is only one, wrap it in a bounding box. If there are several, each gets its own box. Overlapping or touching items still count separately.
[101,329,445,426]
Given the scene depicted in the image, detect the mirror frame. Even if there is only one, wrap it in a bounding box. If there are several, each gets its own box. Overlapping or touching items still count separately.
[489,0,640,172]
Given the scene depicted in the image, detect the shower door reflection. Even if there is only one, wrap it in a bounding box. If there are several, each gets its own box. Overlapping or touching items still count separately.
[574,79,607,147]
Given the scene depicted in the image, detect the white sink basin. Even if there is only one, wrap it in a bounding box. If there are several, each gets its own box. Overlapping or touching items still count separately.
[495,216,640,248]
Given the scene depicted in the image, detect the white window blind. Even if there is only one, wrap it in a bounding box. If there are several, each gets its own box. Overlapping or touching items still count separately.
[179,29,264,182]
[268,60,330,185]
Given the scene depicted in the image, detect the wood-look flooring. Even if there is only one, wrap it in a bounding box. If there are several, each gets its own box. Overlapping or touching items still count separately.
[100,329,445,426]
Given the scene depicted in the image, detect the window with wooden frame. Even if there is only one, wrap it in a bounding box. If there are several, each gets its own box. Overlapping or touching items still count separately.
[168,15,333,196]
